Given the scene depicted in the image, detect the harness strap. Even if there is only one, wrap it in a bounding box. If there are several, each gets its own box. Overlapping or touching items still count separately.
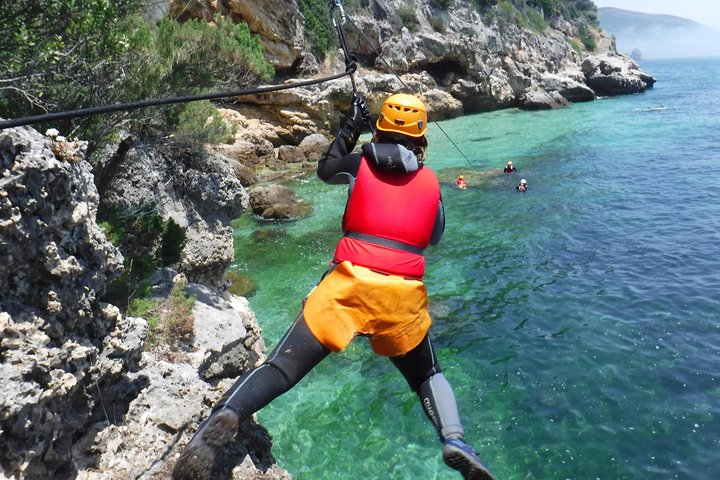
[343,231,425,255]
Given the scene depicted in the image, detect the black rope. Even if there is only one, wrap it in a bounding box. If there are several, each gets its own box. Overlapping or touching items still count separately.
[330,0,378,137]
[0,68,355,130]
[330,0,357,94]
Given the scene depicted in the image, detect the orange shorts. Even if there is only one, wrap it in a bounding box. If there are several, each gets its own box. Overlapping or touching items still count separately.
[303,261,432,356]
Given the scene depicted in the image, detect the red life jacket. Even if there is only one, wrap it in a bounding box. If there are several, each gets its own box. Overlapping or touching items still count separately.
[332,157,440,279]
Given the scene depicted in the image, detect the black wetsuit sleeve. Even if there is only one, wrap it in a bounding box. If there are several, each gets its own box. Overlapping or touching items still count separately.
[429,198,445,245]
[317,127,362,184]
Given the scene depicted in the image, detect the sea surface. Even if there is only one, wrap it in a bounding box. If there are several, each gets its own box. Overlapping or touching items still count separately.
[230,57,720,479]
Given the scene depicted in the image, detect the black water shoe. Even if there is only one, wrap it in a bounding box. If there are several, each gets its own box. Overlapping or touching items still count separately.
[442,437,495,480]
[172,408,240,480]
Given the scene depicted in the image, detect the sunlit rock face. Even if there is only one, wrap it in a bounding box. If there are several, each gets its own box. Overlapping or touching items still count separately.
[0,126,289,479]
[169,0,654,118]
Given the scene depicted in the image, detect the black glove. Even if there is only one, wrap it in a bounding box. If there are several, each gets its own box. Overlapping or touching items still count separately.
[345,54,358,73]
[346,92,370,133]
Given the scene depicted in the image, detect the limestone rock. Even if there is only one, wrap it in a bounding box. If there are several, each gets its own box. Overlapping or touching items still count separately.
[298,133,331,163]
[0,125,290,479]
[521,87,570,110]
[0,125,122,477]
[0,126,123,330]
[97,139,248,287]
[169,0,304,70]
[188,285,265,381]
[537,72,597,103]
[582,54,657,96]
[249,184,312,220]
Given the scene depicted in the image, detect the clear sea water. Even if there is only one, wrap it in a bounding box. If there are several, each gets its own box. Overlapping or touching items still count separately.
[230,57,720,479]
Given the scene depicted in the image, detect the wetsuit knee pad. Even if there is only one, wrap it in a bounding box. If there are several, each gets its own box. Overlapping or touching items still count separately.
[417,372,464,441]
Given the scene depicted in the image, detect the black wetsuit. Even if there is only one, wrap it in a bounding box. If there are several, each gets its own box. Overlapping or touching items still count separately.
[216,125,466,442]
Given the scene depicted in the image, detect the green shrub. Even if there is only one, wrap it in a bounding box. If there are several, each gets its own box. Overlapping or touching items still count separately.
[497,1,523,29]
[158,282,196,348]
[174,100,238,146]
[527,9,547,32]
[129,281,196,351]
[529,0,560,18]
[299,0,334,58]
[558,0,599,25]
[432,0,455,9]
[578,23,597,51]
[397,2,420,31]
[100,201,186,286]
[430,16,448,33]
[471,0,499,11]
[567,37,583,57]
[469,0,597,30]
[122,15,272,144]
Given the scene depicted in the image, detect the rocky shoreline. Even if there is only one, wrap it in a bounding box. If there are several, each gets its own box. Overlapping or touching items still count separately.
[183,0,654,191]
[214,48,654,188]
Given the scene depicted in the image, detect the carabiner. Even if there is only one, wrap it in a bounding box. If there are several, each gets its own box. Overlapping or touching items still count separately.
[331,0,347,27]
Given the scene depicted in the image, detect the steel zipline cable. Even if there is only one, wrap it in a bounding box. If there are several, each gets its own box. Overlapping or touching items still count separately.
[0,68,355,130]
[330,0,357,93]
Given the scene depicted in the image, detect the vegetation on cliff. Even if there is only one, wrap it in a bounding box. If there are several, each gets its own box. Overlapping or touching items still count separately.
[1,0,604,147]
[100,202,185,287]
[2,0,644,331]
[0,1,273,151]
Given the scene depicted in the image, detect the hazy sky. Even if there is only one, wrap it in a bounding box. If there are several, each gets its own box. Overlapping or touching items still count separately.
[593,0,720,30]
[593,1,720,57]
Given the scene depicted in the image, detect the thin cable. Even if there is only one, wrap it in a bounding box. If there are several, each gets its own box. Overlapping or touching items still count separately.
[344,16,406,88]
[0,69,354,130]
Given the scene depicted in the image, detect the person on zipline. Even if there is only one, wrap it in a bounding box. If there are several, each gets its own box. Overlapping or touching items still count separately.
[172,93,495,480]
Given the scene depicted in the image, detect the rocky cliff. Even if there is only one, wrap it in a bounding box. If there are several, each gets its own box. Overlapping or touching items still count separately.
[166,0,654,181]
[0,126,290,479]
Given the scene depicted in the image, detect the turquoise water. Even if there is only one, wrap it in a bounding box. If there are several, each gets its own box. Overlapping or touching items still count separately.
[231,57,720,479]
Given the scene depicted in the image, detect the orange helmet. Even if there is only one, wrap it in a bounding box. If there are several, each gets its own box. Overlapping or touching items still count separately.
[376,94,427,138]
